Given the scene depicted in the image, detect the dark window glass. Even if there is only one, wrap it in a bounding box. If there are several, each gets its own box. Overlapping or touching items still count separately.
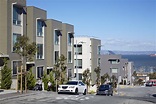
[13,6,22,25]
[37,44,43,59]
[13,61,21,75]
[55,51,59,63]
[37,67,43,78]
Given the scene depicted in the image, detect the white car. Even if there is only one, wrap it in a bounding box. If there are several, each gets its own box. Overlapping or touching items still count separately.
[58,80,87,95]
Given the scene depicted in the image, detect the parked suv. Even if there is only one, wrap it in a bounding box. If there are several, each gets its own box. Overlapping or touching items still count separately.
[58,80,87,95]
[96,84,113,96]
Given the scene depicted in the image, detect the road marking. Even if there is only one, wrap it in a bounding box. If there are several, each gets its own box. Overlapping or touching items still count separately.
[55,95,92,101]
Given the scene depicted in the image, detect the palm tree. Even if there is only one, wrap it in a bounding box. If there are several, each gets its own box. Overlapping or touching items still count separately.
[82,68,91,93]
[94,67,101,89]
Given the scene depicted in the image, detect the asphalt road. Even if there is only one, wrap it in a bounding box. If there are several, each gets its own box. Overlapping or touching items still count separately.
[0,86,155,104]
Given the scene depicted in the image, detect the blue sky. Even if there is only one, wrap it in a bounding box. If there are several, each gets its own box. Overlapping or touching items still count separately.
[27,0,156,51]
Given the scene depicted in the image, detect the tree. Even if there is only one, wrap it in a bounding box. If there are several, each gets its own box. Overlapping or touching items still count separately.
[14,35,37,93]
[110,75,117,88]
[42,71,49,90]
[101,73,109,84]
[49,71,55,91]
[53,54,67,85]
[52,54,67,92]
[1,59,12,89]
[82,68,91,93]
[94,67,101,89]
[26,68,36,90]
[149,72,156,79]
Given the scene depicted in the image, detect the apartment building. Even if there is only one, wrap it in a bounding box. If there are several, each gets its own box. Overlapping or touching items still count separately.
[0,0,74,88]
[100,54,134,84]
[74,37,101,84]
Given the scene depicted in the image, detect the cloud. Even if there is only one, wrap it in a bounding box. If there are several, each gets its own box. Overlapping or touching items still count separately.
[102,38,156,51]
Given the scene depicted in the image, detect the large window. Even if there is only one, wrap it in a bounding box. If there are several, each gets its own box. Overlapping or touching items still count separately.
[74,59,82,68]
[13,6,22,25]
[111,68,118,73]
[37,44,43,59]
[68,51,72,63]
[55,51,59,63]
[13,61,21,75]
[68,33,73,46]
[37,66,43,78]
[98,46,101,55]
[37,20,44,36]
[74,44,82,55]
[13,33,21,51]
[54,30,62,45]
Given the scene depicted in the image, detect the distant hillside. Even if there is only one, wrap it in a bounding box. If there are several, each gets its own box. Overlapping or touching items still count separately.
[101,50,156,55]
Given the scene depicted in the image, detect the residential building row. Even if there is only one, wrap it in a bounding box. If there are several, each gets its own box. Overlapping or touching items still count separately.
[0,0,75,88]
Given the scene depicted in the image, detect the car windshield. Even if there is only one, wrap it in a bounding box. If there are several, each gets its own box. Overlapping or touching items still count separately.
[66,81,78,85]
[99,85,109,90]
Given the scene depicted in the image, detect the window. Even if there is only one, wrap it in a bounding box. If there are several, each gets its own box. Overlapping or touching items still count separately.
[111,68,118,73]
[13,33,21,51]
[13,6,22,25]
[37,44,43,59]
[67,69,72,78]
[68,33,73,46]
[68,51,72,63]
[55,51,59,63]
[79,73,82,80]
[13,61,21,75]
[37,66,43,78]
[74,59,82,68]
[37,20,44,36]
[74,73,82,80]
[54,30,62,45]
[98,46,101,55]
[109,59,120,64]
[74,44,82,55]
[47,69,53,75]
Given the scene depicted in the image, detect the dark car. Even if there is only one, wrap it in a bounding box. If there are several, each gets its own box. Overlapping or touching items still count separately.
[96,84,113,96]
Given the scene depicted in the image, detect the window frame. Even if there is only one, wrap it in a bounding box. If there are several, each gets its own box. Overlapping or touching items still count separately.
[12,60,21,76]
[12,33,21,52]
[37,44,43,59]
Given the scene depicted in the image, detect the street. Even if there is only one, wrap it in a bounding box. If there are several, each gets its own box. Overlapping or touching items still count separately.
[0,86,156,104]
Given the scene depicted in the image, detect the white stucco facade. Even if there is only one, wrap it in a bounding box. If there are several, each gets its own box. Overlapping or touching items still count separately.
[74,37,101,83]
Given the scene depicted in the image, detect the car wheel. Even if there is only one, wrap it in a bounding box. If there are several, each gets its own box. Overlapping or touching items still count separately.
[75,88,78,95]
[83,89,86,95]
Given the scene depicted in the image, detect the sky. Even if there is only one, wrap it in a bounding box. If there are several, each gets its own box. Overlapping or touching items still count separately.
[27,0,156,51]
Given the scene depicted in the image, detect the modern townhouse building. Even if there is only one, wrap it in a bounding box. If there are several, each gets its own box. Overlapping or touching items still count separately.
[26,6,47,79]
[100,54,134,85]
[0,0,27,88]
[46,20,74,78]
[74,37,101,84]
[61,23,74,78]
[0,0,74,89]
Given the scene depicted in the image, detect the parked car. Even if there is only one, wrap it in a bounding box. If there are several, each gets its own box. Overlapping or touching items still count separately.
[96,84,113,96]
[58,80,87,95]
